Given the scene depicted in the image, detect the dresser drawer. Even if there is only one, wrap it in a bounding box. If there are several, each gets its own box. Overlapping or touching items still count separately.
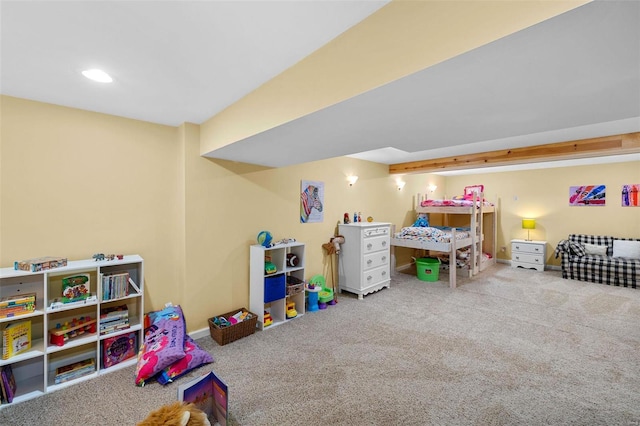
[512,252,544,265]
[362,266,389,287]
[364,250,390,271]
[363,226,389,239]
[511,242,544,255]
[362,235,389,253]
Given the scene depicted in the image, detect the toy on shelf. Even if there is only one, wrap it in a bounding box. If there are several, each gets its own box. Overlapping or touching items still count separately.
[263,311,273,327]
[286,253,299,267]
[49,316,97,346]
[286,301,297,319]
[264,258,277,275]
[257,231,273,248]
[92,253,123,261]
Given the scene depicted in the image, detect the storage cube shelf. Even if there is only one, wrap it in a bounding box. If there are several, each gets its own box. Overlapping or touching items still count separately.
[250,242,306,330]
[0,255,144,407]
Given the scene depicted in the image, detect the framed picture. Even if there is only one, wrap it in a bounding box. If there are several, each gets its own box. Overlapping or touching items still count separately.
[300,180,324,223]
[622,184,639,206]
[569,185,606,206]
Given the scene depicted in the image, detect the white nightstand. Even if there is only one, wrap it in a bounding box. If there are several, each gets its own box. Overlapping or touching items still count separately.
[511,239,546,271]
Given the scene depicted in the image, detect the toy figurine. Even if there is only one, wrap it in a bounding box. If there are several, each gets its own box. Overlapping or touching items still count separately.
[343,212,350,224]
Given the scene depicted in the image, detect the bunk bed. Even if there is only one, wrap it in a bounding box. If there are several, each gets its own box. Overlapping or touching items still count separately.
[390,191,497,288]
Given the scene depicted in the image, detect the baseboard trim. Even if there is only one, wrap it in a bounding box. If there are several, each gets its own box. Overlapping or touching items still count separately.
[189,327,211,341]
[497,258,561,271]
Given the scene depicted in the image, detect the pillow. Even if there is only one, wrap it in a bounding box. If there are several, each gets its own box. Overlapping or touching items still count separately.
[612,240,640,259]
[583,243,608,256]
[569,241,586,256]
[135,305,187,386]
[156,335,214,385]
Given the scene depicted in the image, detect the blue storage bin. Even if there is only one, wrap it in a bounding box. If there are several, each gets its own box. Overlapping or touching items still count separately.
[264,274,286,303]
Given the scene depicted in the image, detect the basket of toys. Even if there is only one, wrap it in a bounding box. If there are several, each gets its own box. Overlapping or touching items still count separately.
[286,275,304,296]
[208,308,258,346]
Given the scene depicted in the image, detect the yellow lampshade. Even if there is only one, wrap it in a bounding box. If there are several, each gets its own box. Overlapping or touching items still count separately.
[522,219,536,230]
[522,218,535,241]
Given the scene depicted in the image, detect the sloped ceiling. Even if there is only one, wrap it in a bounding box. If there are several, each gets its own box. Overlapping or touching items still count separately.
[203,0,640,168]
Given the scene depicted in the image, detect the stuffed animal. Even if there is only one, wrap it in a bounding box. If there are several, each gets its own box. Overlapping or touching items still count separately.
[137,402,211,426]
[412,213,429,227]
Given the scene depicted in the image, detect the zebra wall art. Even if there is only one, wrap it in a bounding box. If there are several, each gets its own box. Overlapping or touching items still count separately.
[300,182,324,223]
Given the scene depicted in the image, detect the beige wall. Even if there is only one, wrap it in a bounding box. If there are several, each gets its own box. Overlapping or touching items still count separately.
[403,162,640,267]
[2,95,638,333]
[0,96,407,332]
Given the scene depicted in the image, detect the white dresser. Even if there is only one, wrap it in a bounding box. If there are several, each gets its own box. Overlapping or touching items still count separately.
[511,239,546,271]
[338,222,391,299]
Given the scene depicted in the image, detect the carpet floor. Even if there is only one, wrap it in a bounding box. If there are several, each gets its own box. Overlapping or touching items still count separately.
[1,264,639,425]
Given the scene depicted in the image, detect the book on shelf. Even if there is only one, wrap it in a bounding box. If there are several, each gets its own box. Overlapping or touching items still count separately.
[99,304,130,335]
[102,271,130,300]
[0,365,17,403]
[0,293,36,319]
[102,332,137,368]
[178,370,228,426]
[54,358,96,384]
[2,320,31,360]
[61,273,91,303]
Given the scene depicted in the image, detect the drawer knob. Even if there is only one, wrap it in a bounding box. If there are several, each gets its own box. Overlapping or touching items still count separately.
[367,243,372,250]
[367,259,372,265]
[381,271,386,276]
[382,256,386,262]
[367,275,372,281]
[382,241,387,247]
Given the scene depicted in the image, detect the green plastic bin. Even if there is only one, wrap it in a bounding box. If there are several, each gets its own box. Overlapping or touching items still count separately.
[416,257,440,282]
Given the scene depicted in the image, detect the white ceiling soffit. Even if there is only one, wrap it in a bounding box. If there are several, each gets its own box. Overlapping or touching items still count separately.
[0,1,389,126]
[206,0,640,168]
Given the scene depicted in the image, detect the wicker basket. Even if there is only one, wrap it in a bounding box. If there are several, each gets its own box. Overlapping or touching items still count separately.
[286,283,304,296]
[286,276,304,296]
[208,308,258,346]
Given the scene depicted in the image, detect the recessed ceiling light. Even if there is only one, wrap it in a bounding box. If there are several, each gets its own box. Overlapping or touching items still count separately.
[82,69,113,83]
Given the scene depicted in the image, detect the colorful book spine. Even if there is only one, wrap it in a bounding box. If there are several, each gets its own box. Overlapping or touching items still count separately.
[102,272,130,300]
[54,358,96,384]
[0,293,36,319]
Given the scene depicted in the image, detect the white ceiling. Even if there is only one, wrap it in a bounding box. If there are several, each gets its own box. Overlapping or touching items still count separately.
[0,0,388,124]
[1,1,639,170]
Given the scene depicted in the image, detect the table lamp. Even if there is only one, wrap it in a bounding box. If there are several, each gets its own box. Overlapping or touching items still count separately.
[522,218,535,241]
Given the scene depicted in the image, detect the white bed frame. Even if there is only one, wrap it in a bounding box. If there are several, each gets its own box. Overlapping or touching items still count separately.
[390,192,497,288]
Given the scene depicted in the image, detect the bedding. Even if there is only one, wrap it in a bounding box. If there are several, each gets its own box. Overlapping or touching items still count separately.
[419,199,494,208]
[394,226,472,243]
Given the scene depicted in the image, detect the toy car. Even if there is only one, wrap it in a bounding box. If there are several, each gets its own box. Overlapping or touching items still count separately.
[286,302,297,319]
[265,261,277,274]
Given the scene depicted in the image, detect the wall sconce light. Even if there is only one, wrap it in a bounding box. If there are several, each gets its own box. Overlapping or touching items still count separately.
[428,184,437,193]
[522,218,536,241]
[396,180,406,191]
[347,176,359,186]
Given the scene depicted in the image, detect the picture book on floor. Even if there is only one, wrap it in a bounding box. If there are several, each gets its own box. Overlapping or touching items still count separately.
[2,319,31,360]
[178,370,228,426]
